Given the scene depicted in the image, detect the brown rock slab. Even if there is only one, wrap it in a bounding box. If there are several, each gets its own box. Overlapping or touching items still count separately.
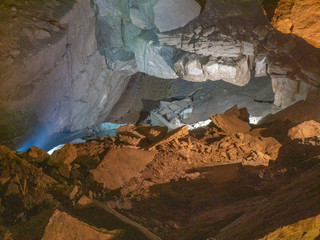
[91,147,156,190]
[117,124,168,146]
[224,104,250,123]
[48,144,77,166]
[41,210,115,240]
[210,114,251,134]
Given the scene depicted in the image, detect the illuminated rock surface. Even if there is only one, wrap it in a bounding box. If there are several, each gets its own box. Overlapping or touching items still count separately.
[1,1,320,238]
[1,103,320,239]
[263,0,320,48]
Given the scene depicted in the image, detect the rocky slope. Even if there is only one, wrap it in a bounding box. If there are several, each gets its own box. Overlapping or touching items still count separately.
[1,97,320,239]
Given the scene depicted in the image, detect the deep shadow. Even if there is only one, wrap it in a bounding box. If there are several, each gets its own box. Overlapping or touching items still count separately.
[127,163,296,239]
[69,206,148,240]
[261,0,281,21]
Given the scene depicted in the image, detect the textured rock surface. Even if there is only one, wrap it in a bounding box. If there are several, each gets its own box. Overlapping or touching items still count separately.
[288,120,320,140]
[263,0,320,48]
[0,0,131,146]
[210,114,251,134]
[91,147,156,190]
[1,105,320,239]
[258,214,320,240]
[42,210,115,240]
[1,0,320,150]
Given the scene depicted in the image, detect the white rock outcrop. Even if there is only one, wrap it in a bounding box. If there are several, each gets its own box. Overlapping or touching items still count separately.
[175,55,251,85]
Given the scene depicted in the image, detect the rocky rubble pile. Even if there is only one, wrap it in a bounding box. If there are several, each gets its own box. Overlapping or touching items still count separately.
[1,97,320,238]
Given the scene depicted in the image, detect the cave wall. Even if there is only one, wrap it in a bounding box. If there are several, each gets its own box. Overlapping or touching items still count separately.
[0,0,131,145]
[1,0,320,148]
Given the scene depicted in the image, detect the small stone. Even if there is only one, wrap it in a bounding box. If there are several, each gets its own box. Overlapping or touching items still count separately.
[35,29,51,39]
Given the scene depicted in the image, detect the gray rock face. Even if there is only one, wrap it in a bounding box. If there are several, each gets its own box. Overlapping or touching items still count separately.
[0,0,131,141]
[135,35,178,79]
[153,0,201,32]
[94,0,201,79]
[271,76,315,108]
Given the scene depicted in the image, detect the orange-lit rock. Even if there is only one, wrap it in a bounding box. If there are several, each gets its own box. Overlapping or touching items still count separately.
[264,0,320,48]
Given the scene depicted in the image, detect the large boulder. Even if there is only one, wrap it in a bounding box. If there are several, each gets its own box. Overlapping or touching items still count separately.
[135,34,178,79]
[48,144,77,166]
[174,55,251,85]
[288,120,320,140]
[263,0,320,48]
[23,146,49,163]
[153,0,201,32]
[91,147,156,190]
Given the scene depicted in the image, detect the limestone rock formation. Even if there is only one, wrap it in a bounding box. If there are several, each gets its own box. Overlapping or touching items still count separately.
[224,105,250,123]
[2,0,320,149]
[262,91,320,125]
